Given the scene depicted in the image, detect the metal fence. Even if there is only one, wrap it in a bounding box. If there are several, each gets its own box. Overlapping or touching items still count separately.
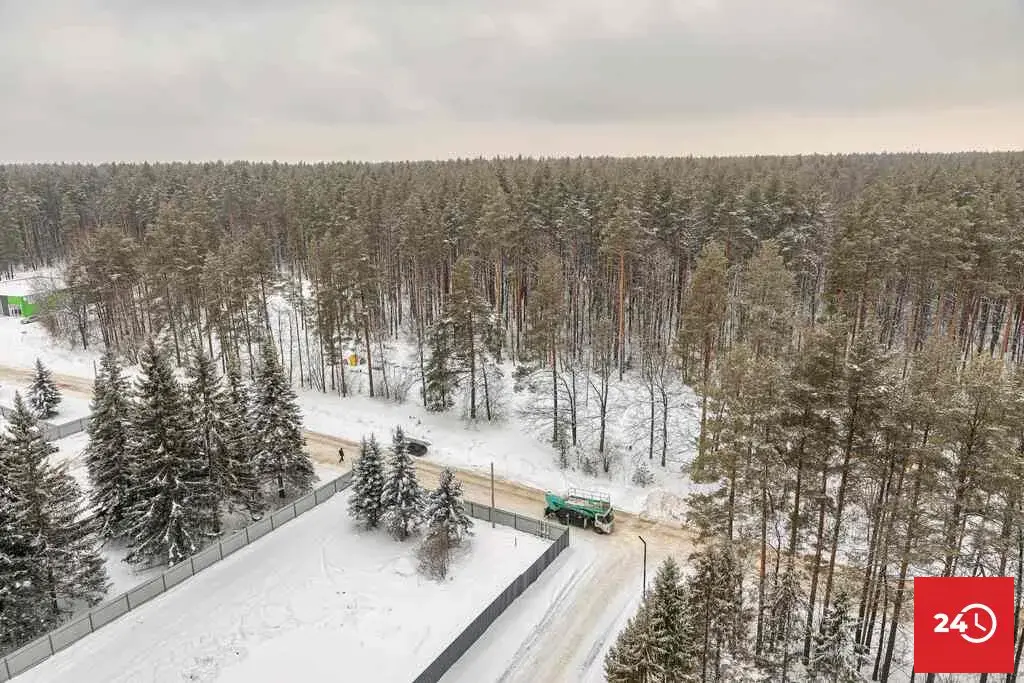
[0,471,354,682]
[0,469,568,683]
[412,511,571,683]
[0,406,91,441]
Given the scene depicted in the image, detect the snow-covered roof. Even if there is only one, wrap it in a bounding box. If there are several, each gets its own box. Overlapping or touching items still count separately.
[0,274,64,297]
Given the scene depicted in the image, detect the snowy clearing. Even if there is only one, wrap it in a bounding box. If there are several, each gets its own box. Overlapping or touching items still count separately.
[12,489,549,683]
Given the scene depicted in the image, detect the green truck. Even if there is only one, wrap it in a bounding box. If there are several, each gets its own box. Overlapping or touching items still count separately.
[543,487,615,534]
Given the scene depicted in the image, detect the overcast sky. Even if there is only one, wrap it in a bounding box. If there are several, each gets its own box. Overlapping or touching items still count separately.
[1,0,1022,162]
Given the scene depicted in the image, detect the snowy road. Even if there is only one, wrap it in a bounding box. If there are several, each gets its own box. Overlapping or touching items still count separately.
[2,363,699,682]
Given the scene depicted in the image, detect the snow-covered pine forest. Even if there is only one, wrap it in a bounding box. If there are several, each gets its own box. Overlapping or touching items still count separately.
[2,154,1024,680]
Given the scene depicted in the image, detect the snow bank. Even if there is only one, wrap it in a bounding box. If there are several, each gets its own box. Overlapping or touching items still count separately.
[0,381,92,422]
[14,490,549,683]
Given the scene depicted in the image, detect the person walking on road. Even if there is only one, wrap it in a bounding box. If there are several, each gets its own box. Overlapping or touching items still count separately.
[338,446,345,463]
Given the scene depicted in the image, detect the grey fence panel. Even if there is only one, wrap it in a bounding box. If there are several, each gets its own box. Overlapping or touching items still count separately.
[163,560,194,589]
[192,544,222,573]
[412,524,571,683]
[91,595,129,629]
[271,503,296,528]
[220,529,247,557]
[4,637,53,678]
[293,492,316,515]
[248,516,273,542]
[126,576,164,610]
[49,616,92,653]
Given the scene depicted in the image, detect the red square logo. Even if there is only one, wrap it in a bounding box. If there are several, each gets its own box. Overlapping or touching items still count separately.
[914,577,1015,673]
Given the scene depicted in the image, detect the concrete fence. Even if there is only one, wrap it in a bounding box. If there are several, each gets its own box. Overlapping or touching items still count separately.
[412,506,571,683]
[0,406,91,441]
[0,471,354,682]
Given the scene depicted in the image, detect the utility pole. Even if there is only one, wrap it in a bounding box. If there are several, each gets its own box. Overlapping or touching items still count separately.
[639,535,648,599]
[490,462,495,528]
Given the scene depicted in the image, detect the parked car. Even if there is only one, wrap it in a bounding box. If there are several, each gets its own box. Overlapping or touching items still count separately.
[405,436,430,457]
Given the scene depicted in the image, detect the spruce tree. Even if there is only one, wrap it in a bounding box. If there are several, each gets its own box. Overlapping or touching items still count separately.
[604,601,665,683]
[184,346,233,532]
[123,339,216,567]
[84,349,134,540]
[421,467,472,545]
[382,427,424,541]
[28,357,62,419]
[224,360,261,515]
[348,435,386,528]
[647,556,694,680]
[811,591,858,681]
[0,465,48,654]
[2,393,108,630]
[424,321,457,412]
[686,545,746,681]
[251,337,315,499]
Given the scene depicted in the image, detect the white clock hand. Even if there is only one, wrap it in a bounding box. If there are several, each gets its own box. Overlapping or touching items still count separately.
[974,613,986,631]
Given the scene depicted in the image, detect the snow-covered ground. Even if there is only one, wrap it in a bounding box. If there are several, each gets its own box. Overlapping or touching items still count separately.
[0,370,93,422]
[13,490,549,683]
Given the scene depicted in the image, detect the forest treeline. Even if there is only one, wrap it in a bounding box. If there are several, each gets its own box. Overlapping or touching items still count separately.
[1,153,1022,377]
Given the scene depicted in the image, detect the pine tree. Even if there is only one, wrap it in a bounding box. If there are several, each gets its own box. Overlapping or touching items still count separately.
[251,337,315,499]
[382,427,424,541]
[28,358,62,419]
[123,339,216,567]
[424,321,457,412]
[348,435,386,528]
[1,393,108,632]
[83,349,134,540]
[811,591,858,681]
[224,360,261,515]
[184,346,233,532]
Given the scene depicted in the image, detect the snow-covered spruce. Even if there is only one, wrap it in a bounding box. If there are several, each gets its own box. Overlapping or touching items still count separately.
[0,393,108,648]
[28,357,62,419]
[223,359,262,515]
[381,427,423,541]
[348,435,386,529]
[421,467,473,544]
[123,339,217,568]
[810,591,858,681]
[417,468,472,580]
[251,337,315,499]
[0,471,42,654]
[184,346,239,533]
[84,349,134,541]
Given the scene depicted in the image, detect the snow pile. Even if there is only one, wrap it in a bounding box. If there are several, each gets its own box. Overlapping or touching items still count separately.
[14,490,549,683]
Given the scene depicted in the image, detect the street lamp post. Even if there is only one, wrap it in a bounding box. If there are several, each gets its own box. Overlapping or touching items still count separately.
[639,535,648,599]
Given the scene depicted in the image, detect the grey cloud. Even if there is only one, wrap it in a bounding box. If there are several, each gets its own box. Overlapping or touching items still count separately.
[0,0,1022,160]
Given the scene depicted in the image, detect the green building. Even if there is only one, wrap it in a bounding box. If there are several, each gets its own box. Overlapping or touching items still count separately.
[0,275,59,318]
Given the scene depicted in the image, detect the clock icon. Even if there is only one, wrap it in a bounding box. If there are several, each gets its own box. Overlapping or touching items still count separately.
[958,603,997,644]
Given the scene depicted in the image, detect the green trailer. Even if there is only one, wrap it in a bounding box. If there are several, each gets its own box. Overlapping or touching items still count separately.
[543,487,615,534]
